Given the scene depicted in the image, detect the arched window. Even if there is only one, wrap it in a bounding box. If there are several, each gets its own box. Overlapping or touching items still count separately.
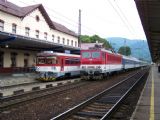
[44,32,47,40]
[35,30,39,38]
[62,38,65,44]
[25,27,30,36]
[52,35,54,42]
[67,39,69,45]
[57,36,60,43]
[36,15,40,22]
[71,40,73,46]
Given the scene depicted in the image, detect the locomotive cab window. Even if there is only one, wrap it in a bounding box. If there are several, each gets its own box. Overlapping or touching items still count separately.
[82,52,91,58]
[92,52,100,58]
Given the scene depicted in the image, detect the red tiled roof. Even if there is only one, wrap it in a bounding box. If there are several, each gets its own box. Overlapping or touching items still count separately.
[0,0,77,37]
[52,21,77,37]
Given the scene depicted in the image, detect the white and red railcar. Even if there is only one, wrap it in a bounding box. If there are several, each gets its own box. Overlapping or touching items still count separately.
[81,48,122,80]
[36,52,80,81]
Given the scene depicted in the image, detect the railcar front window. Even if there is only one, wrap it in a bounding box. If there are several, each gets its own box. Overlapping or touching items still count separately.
[92,52,100,58]
[82,52,91,58]
[46,57,57,64]
[37,58,45,64]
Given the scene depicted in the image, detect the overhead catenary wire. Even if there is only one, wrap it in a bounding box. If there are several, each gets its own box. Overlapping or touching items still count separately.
[114,0,138,39]
[107,0,136,38]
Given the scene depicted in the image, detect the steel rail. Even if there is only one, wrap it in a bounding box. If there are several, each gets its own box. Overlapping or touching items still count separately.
[0,79,87,111]
[51,69,148,120]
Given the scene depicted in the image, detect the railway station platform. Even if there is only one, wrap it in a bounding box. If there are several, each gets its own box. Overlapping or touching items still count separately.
[131,65,160,120]
[0,73,38,87]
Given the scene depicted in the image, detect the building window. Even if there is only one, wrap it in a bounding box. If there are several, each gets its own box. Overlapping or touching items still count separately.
[12,23,17,34]
[24,53,29,67]
[36,15,40,22]
[35,30,39,38]
[0,51,4,68]
[62,38,65,44]
[52,35,54,42]
[25,27,30,36]
[71,40,73,46]
[67,39,69,45]
[11,52,17,67]
[0,20,4,31]
[44,32,47,40]
[75,41,77,47]
[57,36,60,43]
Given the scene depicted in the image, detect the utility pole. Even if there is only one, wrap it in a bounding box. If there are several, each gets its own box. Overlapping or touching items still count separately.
[124,38,126,56]
[78,9,81,48]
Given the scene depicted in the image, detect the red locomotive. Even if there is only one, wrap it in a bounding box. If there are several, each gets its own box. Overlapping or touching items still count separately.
[81,48,122,80]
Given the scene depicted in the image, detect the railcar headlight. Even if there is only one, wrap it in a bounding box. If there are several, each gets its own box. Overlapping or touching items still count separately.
[97,66,101,69]
[81,66,86,69]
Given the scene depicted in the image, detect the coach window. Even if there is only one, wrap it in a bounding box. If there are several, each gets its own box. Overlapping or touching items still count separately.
[25,27,30,36]
[11,52,17,67]
[12,23,17,34]
[0,20,4,31]
[0,51,4,67]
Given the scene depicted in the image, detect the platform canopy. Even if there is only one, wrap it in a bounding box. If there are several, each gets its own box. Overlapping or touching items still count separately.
[135,0,160,62]
[0,31,80,54]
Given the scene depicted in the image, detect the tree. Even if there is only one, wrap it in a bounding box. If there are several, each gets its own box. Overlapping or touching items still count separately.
[80,34,112,49]
[118,46,131,56]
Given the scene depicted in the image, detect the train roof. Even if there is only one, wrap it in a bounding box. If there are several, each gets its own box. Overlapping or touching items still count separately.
[37,52,80,57]
[81,48,122,56]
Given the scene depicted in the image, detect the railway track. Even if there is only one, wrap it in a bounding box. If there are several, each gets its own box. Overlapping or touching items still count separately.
[0,79,86,111]
[51,68,149,120]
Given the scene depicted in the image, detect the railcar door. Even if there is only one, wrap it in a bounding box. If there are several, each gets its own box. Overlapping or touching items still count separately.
[61,58,64,71]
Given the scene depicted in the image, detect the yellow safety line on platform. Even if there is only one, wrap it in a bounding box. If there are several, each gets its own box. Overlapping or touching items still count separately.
[149,68,154,120]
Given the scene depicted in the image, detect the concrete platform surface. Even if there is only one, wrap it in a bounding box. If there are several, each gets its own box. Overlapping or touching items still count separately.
[0,73,38,87]
[131,65,160,120]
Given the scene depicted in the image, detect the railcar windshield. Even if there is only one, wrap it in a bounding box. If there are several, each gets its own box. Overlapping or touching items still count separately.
[82,52,91,58]
[37,56,58,64]
[92,52,100,58]
[37,57,45,64]
[46,57,57,64]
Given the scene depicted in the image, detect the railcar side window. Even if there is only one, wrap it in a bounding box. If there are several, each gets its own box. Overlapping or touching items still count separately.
[82,52,91,58]
[92,52,100,58]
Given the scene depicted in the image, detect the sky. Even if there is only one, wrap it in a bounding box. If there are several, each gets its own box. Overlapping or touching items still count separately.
[8,0,146,40]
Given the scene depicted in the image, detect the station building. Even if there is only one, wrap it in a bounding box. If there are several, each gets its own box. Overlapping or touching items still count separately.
[0,0,79,73]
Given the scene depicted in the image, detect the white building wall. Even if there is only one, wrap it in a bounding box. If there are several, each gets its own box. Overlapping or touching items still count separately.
[0,9,78,47]
[1,48,37,68]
